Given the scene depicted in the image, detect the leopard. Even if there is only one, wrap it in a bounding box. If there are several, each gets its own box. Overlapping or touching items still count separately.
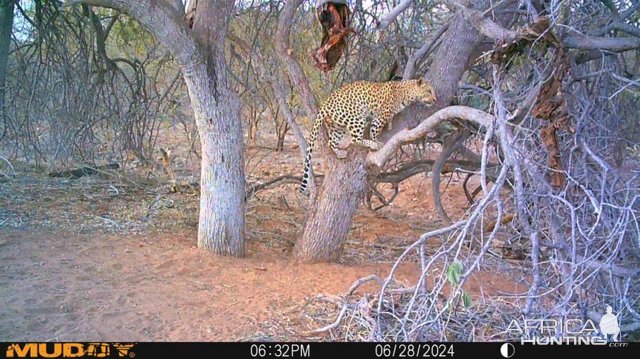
[300,78,437,193]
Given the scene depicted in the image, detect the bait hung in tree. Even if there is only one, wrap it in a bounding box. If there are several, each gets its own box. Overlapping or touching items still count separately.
[313,0,355,72]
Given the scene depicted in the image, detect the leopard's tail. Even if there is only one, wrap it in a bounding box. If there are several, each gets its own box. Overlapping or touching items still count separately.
[300,113,324,193]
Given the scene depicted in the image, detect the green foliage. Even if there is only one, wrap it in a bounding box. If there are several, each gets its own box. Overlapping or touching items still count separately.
[446,260,472,311]
[446,260,463,285]
[462,292,472,309]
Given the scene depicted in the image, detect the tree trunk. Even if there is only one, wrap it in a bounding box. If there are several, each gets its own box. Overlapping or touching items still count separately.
[180,61,244,256]
[78,0,245,256]
[188,0,245,256]
[294,12,483,262]
[294,147,368,261]
[0,0,14,118]
[275,115,288,152]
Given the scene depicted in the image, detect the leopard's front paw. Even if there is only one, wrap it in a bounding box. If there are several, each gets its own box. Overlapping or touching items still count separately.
[370,141,383,151]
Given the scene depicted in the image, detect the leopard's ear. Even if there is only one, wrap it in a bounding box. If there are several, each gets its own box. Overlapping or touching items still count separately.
[416,78,424,86]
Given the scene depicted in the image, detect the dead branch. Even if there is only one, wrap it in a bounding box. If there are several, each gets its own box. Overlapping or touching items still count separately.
[365,183,399,211]
[432,129,471,223]
[367,156,500,211]
[246,174,325,200]
[0,155,16,178]
[594,22,640,38]
[531,53,571,189]
[376,159,497,184]
[445,0,640,54]
[578,256,640,278]
[307,303,349,334]
[348,274,384,296]
[462,173,482,204]
[489,16,570,188]
[246,175,301,199]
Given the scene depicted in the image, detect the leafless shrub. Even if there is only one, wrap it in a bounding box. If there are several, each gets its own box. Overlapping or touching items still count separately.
[2,3,187,168]
[315,0,640,341]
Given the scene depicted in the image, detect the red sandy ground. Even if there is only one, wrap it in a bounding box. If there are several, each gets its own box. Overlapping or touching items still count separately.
[0,228,524,341]
[0,228,412,340]
[0,125,527,341]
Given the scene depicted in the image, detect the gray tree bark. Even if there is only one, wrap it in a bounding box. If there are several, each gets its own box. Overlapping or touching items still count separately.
[78,0,245,256]
[0,0,14,119]
[294,11,484,262]
[189,1,244,256]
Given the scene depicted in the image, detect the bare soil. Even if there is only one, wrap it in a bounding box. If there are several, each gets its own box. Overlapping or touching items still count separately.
[0,127,527,341]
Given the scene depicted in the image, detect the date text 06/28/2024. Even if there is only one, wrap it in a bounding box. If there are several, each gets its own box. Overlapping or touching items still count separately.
[248,343,456,358]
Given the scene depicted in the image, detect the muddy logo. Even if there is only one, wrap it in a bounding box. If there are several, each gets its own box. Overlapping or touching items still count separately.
[5,343,135,358]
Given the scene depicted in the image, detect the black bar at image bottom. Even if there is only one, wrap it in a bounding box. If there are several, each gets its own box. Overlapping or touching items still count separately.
[0,342,636,359]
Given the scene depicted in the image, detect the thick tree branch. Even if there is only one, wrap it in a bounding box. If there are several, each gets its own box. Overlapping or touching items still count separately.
[564,33,640,52]
[377,0,413,30]
[443,0,640,53]
[595,22,640,38]
[367,106,495,169]
[440,0,518,41]
[402,24,449,80]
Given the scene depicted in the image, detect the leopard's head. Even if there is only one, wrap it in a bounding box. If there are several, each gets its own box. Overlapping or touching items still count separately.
[408,78,437,106]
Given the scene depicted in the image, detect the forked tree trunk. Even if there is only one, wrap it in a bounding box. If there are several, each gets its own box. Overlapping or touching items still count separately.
[0,0,14,117]
[293,147,368,261]
[79,0,245,256]
[293,12,483,262]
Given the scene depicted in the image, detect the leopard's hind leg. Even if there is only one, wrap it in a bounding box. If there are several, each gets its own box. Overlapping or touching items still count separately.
[327,123,347,159]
